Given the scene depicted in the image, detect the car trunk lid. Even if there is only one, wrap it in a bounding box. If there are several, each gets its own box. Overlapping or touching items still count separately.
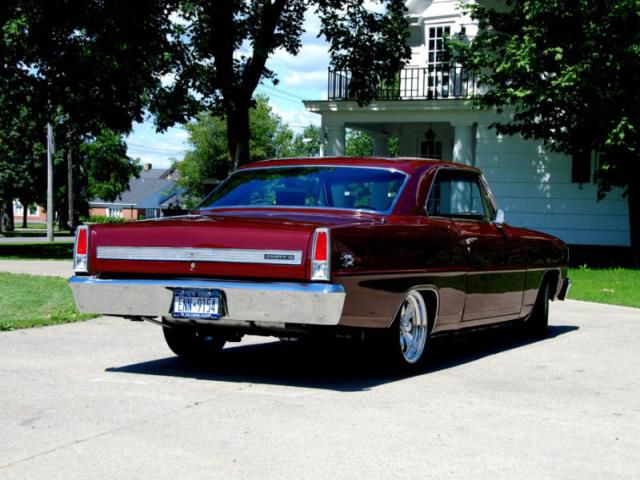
[87,210,383,281]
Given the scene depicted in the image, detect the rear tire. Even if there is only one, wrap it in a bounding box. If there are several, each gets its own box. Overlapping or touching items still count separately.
[379,291,430,369]
[524,281,551,338]
[163,325,226,363]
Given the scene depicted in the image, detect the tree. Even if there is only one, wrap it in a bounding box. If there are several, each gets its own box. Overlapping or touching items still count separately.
[283,125,322,158]
[346,130,374,157]
[1,0,177,229]
[151,0,410,169]
[175,96,293,201]
[453,0,640,263]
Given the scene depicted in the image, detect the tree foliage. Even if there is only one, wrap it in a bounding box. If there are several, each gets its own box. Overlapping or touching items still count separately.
[175,97,294,200]
[1,0,177,229]
[152,0,410,167]
[453,0,640,261]
[2,0,176,135]
[287,125,322,158]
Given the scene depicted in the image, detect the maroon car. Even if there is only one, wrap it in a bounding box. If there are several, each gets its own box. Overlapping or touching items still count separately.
[70,157,570,367]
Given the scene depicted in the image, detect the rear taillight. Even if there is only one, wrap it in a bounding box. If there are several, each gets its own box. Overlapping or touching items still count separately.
[74,225,89,273]
[311,228,330,281]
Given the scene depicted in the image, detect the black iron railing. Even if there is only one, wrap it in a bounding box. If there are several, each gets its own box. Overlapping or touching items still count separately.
[328,66,477,101]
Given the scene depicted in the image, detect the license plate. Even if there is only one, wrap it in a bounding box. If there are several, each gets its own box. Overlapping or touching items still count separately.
[172,288,223,320]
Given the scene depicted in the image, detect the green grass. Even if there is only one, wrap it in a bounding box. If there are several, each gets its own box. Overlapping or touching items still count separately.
[568,267,640,308]
[0,273,94,331]
[0,242,74,260]
[2,226,73,237]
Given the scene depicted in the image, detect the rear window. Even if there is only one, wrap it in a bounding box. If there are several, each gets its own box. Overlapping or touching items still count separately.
[200,166,407,213]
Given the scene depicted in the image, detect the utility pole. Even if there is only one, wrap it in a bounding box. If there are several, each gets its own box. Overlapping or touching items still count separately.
[67,148,74,231]
[47,123,54,242]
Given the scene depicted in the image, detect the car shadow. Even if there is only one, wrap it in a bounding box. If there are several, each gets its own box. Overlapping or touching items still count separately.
[106,324,578,392]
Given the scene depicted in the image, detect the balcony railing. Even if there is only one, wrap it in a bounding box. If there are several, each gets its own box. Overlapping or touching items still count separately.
[328,66,477,101]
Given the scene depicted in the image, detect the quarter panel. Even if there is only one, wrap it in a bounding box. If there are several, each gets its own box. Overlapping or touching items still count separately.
[331,218,467,328]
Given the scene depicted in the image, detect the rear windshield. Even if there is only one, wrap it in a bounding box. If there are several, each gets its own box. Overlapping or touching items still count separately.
[200,166,407,213]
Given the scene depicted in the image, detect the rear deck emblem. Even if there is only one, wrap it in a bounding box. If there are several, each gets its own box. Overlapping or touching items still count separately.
[340,253,355,268]
[264,253,295,261]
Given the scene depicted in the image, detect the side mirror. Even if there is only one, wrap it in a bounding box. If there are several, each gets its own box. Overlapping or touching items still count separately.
[494,208,505,226]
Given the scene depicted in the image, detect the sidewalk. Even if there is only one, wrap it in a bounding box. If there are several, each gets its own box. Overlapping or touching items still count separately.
[0,236,73,244]
[0,260,72,278]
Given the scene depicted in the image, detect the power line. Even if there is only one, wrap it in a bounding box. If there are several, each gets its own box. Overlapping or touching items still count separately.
[259,84,306,102]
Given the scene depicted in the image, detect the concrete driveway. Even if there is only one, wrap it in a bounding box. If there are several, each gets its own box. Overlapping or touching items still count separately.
[0,300,638,479]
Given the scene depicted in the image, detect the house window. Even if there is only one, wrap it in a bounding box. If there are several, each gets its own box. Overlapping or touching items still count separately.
[145,209,158,219]
[420,139,443,159]
[28,205,38,216]
[420,127,442,159]
[107,207,123,218]
[427,25,451,99]
[14,202,23,216]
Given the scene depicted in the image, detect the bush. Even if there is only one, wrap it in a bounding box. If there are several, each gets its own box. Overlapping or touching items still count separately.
[81,215,128,224]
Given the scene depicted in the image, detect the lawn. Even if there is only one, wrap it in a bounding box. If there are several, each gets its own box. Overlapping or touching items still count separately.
[0,273,94,331]
[0,242,74,260]
[568,267,640,309]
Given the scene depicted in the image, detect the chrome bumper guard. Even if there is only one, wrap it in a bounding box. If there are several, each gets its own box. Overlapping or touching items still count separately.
[557,278,571,301]
[69,276,346,326]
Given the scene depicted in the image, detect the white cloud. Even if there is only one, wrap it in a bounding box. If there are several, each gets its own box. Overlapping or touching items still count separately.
[270,43,329,73]
[282,70,327,87]
[272,104,320,131]
[127,122,188,169]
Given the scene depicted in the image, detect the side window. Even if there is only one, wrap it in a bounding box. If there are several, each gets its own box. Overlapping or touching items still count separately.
[426,170,489,221]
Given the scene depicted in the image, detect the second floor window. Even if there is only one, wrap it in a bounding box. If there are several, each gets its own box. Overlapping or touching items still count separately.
[427,25,451,99]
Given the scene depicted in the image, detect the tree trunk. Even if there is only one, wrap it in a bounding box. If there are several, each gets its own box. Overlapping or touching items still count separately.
[628,173,640,266]
[1,196,15,232]
[22,204,27,228]
[226,102,251,171]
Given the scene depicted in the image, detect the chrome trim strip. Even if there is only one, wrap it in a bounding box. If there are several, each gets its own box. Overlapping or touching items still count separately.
[96,246,303,265]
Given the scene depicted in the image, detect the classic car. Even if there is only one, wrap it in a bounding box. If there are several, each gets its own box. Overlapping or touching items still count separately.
[69,157,571,367]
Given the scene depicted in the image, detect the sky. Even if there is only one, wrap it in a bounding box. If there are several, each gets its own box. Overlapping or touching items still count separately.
[126,11,333,170]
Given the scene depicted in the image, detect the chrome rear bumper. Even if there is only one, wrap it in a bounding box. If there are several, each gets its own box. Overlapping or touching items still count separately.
[69,276,346,326]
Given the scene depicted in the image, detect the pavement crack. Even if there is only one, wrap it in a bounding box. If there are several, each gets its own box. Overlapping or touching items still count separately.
[0,393,225,471]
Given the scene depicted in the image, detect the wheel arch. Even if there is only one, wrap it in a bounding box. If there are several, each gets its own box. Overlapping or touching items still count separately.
[388,285,440,332]
[541,268,561,301]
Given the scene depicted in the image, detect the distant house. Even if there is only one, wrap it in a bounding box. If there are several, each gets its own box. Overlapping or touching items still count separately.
[12,202,47,225]
[89,163,187,220]
[304,0,630,255]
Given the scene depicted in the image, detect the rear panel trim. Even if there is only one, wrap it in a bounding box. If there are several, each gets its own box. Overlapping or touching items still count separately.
[96,246,303,265]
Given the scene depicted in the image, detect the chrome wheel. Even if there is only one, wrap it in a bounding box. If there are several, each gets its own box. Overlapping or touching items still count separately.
[397,291,429,364]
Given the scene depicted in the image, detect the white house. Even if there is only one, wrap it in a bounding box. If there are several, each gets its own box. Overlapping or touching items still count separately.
[304,0,630,251]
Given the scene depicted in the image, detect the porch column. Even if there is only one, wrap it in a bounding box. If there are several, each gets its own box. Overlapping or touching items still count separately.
[452,124,475,166]
[372,134,389,156]
[323,121,345,157]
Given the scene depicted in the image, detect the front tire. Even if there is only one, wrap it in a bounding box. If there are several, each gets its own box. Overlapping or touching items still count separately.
[525,281,551,338]
[163,325,226,363]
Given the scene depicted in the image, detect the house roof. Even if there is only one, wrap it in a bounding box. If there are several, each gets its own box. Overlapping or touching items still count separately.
[90,166,184,210]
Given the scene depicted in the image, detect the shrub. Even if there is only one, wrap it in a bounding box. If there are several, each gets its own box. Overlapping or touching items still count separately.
[81,215,128,224]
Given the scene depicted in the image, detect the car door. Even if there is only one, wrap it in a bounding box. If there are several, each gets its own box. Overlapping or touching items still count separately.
[426,168,526,322]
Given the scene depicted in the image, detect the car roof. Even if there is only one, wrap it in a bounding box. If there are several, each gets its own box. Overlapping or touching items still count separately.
[239,156,481,175]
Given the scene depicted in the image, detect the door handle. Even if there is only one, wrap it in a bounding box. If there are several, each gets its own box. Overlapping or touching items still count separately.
[464,237,478,253]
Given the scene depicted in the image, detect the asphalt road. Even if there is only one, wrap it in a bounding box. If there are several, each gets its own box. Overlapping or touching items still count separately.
[0,301,638,480]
